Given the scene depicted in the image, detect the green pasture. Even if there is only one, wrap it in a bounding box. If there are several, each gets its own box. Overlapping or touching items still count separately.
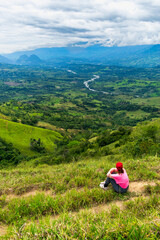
[0,113,9,120]
[131,96,160,108]
[0,119,62,156]
[126,110,150,119]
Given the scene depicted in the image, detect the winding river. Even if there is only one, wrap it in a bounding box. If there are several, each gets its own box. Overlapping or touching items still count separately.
[83,75,109,94]
[68,70,109,94]
[84,75,100,92]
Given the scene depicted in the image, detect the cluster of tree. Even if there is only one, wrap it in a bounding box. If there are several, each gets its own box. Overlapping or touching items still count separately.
[0,137,23,167]
[30,138,46,153]
[21,116,38,126]
[96,126,132,147]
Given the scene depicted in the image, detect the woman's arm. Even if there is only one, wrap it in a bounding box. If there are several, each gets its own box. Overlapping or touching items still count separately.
[107,168,117,178]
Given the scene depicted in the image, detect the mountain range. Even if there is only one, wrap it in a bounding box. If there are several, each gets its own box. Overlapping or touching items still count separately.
[1,44,160,67]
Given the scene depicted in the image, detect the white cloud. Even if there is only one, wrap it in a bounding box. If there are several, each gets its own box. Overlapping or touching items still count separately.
[0,0,160,53]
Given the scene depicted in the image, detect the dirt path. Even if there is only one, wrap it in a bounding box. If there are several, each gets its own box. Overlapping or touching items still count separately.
[79,180,159,216]
[0,225,8,237]
[5,180,159,201]
[90,195,151,214]
[6,190,52,201]
[129,180,158,193]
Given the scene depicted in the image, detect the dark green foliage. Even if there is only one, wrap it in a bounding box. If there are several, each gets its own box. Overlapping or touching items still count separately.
[96,127,132,147]
[21,116,38,126]
[30,138,46,153]
[0,137,22,166]
[132,137,154,157]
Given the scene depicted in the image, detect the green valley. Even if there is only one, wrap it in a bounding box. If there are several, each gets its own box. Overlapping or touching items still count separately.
[0,63,159,239]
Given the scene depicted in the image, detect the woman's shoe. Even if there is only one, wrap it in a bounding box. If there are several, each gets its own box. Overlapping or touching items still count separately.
[100,182,104,188]
[100,182,108,190]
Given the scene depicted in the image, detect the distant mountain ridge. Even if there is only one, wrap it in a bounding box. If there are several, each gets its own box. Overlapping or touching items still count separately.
[16,54,43,65]
[2,44,160,67]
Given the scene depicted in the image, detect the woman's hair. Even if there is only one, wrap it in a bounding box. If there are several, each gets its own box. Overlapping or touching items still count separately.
[117,168,124,174]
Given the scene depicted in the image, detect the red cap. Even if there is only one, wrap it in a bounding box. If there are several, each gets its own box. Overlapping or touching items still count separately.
[116,162,123,170]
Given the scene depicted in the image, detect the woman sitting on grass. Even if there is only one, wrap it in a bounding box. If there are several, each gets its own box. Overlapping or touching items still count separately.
[100,162,129,193]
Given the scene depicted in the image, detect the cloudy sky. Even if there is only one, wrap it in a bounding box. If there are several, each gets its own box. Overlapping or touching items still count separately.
[0,0,160,54]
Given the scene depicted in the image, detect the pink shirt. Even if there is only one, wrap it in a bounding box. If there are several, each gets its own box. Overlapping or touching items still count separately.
[111,169,129,188]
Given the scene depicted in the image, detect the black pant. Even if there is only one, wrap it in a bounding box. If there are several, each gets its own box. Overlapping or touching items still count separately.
[104,177,129,193]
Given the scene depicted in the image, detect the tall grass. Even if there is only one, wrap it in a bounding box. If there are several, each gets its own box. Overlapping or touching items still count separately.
[4,195,160,240]
[0,155,159,196]
[0,188,131,225]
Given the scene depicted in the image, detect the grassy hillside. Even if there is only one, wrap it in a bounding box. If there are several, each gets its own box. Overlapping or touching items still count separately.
[0,118,159,238]
[0,119,62,156]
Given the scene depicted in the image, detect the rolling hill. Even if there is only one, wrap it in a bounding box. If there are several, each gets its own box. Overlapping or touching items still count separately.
[0,119,62,156]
